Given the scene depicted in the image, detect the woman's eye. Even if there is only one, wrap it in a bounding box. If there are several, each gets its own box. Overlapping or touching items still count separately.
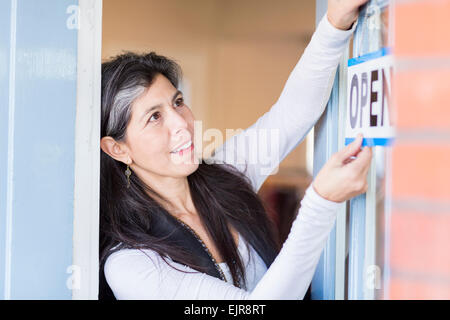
[174,97,184,107]
[146,98,183,125]
[148,112,161,123]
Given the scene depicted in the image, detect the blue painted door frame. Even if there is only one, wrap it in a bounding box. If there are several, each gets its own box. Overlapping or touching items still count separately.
[312,0,390,300]
[311,0,339,300]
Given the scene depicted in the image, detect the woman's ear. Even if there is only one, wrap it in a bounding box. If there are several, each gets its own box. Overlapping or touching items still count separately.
[100,136,131,165]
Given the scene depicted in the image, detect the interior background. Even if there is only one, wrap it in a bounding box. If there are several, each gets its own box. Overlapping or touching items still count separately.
[102,0,317,245]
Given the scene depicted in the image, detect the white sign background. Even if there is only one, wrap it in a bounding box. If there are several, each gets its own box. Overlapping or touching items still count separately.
[346,49,395,146]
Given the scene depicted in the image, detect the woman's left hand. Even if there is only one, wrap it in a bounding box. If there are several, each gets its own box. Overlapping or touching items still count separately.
[327,0,370,30]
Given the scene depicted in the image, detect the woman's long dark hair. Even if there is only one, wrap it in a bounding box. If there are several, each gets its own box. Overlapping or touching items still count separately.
[100,52,280,291]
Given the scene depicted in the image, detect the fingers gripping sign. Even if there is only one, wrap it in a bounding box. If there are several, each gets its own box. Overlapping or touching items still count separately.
[327,0,370,30]
[313,133,373,203]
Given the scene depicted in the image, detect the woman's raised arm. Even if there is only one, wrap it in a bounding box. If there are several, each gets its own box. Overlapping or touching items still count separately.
[208,12,357,192]
[105,129,372,300]
[104,182,342,300]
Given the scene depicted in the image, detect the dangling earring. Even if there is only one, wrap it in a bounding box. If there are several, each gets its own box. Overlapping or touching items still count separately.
[125,164,132,188]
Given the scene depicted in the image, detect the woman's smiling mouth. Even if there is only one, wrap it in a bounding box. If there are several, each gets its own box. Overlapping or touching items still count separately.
[170,140,193,156]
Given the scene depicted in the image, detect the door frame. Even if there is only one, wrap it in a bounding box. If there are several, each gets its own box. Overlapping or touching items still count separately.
[312,0,393,300]
[72,0,103,300]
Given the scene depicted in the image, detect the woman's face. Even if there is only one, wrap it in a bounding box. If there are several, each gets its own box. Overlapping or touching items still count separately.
[123,73,199,182]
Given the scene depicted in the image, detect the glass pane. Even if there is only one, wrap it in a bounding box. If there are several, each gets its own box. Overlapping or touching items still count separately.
[350,0,392,299]
[355,0,390,57]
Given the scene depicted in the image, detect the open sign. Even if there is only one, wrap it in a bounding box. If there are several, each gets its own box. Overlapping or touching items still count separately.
[345,48,395,146]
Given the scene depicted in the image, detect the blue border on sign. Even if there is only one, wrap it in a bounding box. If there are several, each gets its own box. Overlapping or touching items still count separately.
[345,137,395,147]
[348,47,392,67]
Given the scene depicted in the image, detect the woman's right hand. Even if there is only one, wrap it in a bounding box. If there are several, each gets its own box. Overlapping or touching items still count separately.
[313,133,373,203]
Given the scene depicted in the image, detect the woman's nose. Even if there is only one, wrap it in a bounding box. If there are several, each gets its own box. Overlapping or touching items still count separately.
[167,106,189,136]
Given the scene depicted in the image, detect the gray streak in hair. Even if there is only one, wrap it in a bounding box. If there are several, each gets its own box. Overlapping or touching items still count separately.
[106,84,146,139]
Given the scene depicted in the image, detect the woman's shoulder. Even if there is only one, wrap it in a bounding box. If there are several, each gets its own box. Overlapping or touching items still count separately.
[104,247,171,283]
[106,247,168,267]
[104,247,187,299]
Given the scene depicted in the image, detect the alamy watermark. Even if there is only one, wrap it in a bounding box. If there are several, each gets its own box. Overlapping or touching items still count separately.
[66,264,81,290]
[66,5,80,30]
[365,264,382,290]
[366,4,382,31]
[169,120,281,176]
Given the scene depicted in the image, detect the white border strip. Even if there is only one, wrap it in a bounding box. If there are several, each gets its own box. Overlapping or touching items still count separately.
[363,149,377,300]
[335,45,350,300]
[4,0,17,300]
[72,0,103,300]
[383,147,392,300]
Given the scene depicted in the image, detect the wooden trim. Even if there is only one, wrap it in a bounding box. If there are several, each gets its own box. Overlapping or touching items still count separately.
[72,0,103,300]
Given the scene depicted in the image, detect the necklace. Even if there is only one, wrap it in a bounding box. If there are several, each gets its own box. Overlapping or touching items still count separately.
[171,214,241,288]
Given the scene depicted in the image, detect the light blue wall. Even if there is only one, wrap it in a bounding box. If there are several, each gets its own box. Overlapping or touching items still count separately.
[0,0,13,300]
[0,0,78,299]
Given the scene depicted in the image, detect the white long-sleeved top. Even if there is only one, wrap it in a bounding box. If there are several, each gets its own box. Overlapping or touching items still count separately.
[104,13,357,300]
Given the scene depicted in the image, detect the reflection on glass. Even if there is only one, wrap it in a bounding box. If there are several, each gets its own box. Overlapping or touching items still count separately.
[350,1,391,300]
[375,145,387,299]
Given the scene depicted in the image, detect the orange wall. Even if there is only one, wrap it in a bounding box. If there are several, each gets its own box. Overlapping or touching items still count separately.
[102,0,316,171]
[389,0,450,299]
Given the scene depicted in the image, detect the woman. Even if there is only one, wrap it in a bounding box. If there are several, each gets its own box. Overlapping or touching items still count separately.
[100,0,371,300]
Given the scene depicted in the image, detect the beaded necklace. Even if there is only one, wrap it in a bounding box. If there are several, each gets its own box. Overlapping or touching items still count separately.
[171,214,242,288]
